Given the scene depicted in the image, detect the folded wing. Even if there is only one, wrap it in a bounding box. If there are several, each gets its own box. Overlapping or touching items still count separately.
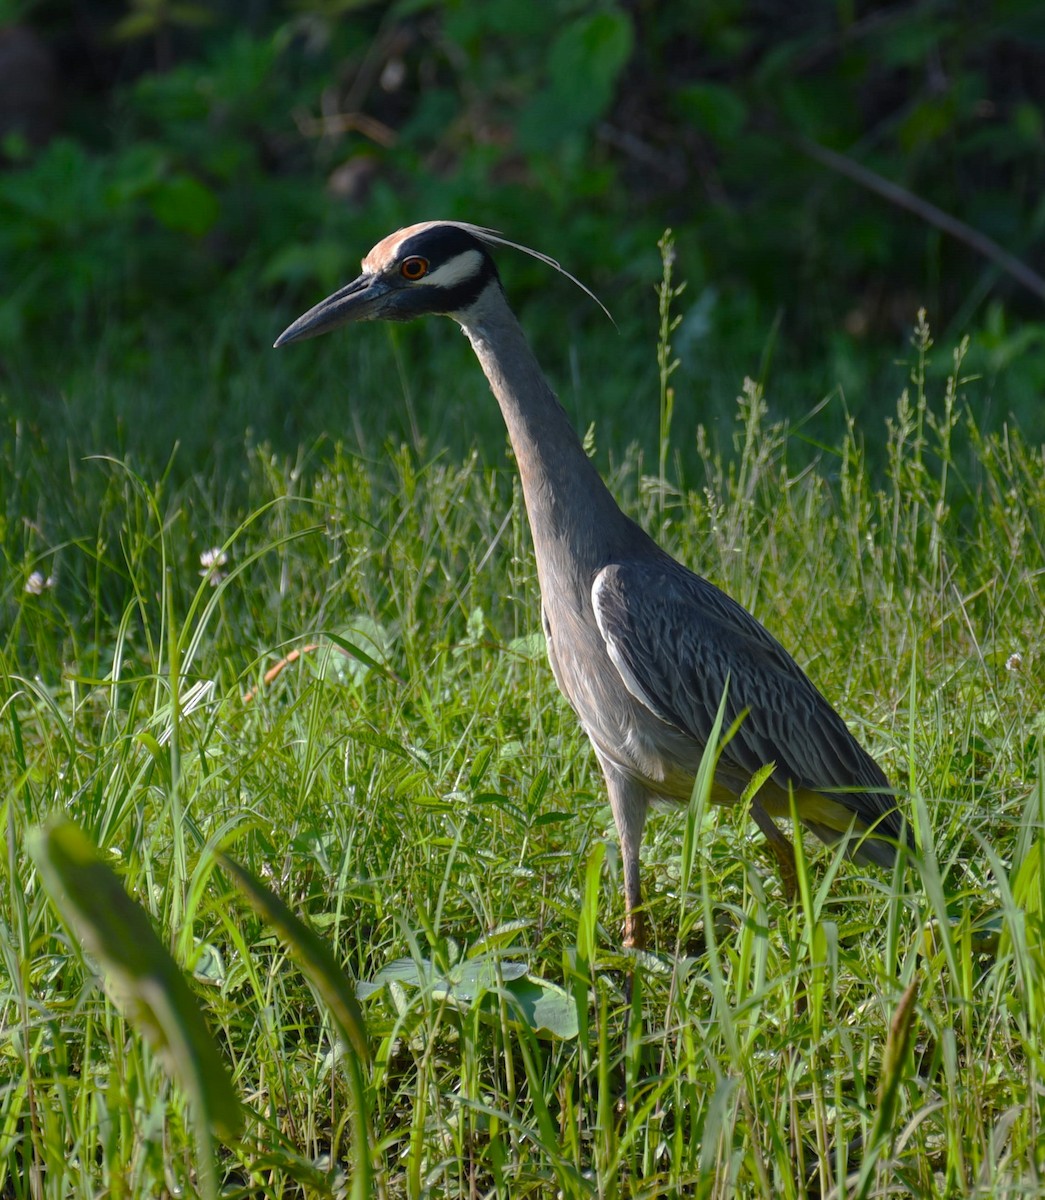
[591,558,909,856]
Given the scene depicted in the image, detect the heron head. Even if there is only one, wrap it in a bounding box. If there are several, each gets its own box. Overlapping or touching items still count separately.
[274,221,611,347]
[274,222,504,346]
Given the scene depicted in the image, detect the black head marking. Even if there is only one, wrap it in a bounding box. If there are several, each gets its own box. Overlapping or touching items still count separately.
[384,224,502,316]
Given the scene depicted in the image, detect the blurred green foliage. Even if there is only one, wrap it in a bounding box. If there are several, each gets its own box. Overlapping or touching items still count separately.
[1,0,1044,460]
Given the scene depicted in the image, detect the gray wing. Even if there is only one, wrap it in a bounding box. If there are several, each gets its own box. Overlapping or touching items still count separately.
[591,558,904,836]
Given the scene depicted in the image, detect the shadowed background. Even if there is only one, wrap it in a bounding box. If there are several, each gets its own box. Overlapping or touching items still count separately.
[2,0,1044,479]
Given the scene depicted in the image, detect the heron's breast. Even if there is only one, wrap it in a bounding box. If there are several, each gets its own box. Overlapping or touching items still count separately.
[542,596,713,800]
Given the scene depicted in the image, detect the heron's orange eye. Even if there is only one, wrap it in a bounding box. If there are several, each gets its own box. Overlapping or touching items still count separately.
[400,257,429,280]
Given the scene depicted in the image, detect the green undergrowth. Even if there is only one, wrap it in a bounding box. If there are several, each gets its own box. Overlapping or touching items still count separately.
[2,317,1044,1197]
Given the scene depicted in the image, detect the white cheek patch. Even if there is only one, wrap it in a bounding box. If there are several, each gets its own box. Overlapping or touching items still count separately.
[424,249,485,289]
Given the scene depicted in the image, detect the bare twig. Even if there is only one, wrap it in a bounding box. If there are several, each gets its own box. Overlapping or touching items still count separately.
[290,107,397,147]
[793,134,1045,304]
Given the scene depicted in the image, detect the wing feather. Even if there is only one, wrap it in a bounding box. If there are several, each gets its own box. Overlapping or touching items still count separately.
[591,558,906,842]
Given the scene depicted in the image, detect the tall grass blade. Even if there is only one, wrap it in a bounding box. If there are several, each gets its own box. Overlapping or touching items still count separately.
[220,854,371,1063]
[220,853,375,1199]
[853,977,920,1198]
[27,819,243,1148]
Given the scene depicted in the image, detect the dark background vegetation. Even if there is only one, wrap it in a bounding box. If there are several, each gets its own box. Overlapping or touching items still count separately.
[1,0,1044,480]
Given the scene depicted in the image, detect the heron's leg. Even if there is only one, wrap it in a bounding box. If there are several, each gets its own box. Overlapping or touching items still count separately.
[603,769,651,952]
[750,800,798,901]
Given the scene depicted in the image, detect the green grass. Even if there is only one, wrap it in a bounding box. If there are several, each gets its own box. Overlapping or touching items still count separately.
[2,307,1045,1198]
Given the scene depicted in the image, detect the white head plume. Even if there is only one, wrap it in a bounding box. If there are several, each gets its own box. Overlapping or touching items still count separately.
[442,222,616,327]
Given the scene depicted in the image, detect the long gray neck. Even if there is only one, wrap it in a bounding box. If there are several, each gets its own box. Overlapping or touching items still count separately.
[457,286,650,593]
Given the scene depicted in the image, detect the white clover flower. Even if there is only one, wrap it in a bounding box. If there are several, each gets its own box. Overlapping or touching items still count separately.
[199,547,228,586]
[1006,652,1023,673]
[24,571,54,595]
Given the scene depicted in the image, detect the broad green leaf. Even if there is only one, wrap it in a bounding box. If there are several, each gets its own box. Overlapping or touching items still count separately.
[492,974,579,1040]
[507,631,546,659]
[261,240,352,289]
[360,954,578,1039]
[148,174,219,237]
[470,918,533,954]
[364,954,527,1000]
[675,83,748,142]
[517,10,633,149]
[548,11,633,128]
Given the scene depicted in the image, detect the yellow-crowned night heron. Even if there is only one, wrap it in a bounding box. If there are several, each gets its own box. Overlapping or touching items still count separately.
[275,221,910,951]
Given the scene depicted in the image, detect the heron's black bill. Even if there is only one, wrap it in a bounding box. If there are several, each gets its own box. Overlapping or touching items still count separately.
[274,275,386,347]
